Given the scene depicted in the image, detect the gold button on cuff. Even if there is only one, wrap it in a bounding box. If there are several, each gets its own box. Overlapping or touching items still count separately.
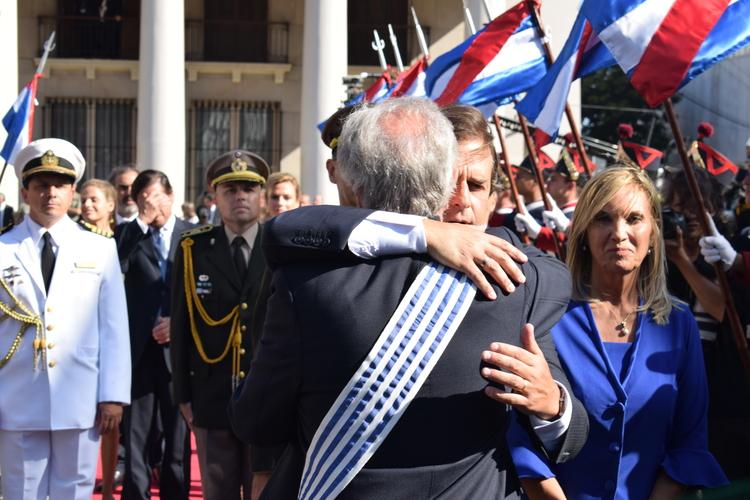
[240,348,246,355]
[46,324,54,331]
[240,325,247,332]
[48,361,56,368]
[240,302,248,310]
[239,371,246,378]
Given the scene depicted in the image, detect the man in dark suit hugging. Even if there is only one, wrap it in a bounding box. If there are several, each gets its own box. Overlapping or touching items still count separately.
[231,98,587,499]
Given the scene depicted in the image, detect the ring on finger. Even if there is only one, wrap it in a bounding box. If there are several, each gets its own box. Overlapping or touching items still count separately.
[479,256,490,267]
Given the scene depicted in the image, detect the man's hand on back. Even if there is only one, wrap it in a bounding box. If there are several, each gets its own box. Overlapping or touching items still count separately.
[423,219,528,299]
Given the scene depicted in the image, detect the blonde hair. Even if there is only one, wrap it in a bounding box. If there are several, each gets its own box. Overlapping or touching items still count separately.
[567,165,672,324]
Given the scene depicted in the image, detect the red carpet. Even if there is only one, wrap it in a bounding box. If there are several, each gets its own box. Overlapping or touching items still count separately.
[92,433,203,499]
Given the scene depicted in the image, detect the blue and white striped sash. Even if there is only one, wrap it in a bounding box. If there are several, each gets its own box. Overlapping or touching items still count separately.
[298,262,477,500]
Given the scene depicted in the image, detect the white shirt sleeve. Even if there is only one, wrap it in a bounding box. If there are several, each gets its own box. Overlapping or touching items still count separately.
[528,381,573,451]
[347,211,427,259]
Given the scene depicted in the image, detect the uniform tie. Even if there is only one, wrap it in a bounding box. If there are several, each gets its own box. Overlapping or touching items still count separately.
[41,232,56,293]
[231,237,248,279]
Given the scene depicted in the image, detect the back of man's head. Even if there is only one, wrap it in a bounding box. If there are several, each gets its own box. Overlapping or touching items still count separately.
[337,98,456,216]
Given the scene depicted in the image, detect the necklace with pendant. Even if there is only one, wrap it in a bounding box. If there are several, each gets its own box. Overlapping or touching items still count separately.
[616,311,635,337]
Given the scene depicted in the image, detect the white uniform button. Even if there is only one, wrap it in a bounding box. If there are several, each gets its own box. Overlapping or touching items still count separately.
[48,360,57,368]
[46,324,54,331]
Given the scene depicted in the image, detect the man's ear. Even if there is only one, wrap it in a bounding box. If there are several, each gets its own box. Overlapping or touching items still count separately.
[326,159,337,184]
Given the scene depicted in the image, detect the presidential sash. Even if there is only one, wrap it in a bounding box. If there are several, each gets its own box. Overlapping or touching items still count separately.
[298,262,476,500]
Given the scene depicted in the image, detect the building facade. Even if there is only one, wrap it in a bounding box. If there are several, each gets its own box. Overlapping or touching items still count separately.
[2,0,580,207]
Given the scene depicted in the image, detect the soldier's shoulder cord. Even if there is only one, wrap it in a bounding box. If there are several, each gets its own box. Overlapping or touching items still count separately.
[77,219,114,238]
[181,224,214,239]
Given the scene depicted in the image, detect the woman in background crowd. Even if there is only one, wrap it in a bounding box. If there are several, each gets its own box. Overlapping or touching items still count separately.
[80,178,117,237]
[484,166,727,499]
[265,172,301,218]
[79,178,120,498]
[663,166,750,482]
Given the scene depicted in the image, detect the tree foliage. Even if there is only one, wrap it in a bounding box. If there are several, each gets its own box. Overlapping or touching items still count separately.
[581,67,677,150]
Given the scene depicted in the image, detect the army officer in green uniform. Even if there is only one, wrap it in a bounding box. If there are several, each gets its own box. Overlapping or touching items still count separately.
[171,150,274,500]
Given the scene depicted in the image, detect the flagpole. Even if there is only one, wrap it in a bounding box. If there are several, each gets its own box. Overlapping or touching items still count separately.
[525,2,593,178]
[410,8,430,59]
[371,30,388,71]
[516,110,566,260]
[492,114,530,245]
[387,25,405,73]
[663,98,750,385]
[0,31,56,187]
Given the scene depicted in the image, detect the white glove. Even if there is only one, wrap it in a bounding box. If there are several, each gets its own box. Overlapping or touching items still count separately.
[514,196,542,239]
[542,193,571,232]
[698,213,737,270]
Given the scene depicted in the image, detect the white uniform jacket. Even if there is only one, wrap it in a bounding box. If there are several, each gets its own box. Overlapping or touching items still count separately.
[0,216,131,430]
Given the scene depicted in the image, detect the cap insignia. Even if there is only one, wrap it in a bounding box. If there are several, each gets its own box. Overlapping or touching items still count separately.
[41,150,59,167]
[231,158,248,172]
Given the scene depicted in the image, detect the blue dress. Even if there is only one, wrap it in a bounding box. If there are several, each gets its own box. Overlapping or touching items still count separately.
[508,300,727,499]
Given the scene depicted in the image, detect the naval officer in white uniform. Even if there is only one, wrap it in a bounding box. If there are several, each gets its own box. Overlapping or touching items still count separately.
[0,138,131,499]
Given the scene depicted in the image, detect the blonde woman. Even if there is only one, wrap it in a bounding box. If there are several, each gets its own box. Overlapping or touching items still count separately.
[80,178,119,498]
[80,178,117,237]
[483,166,727,499]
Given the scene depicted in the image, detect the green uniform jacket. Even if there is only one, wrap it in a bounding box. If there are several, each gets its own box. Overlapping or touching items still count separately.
[170,224,269,429]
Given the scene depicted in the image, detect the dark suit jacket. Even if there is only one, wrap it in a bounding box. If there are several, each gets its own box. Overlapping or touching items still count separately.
[115,217,194,367]
[170,224,268,429]
[2,205,13,228]
[231,206,588,500]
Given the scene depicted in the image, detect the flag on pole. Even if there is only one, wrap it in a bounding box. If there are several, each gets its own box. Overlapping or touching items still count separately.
[425,0,546,107]
[387,57,429,98]
[1,75,41,164]
[516,12,615,145]
[345,71,393,106]
[581,0,750,107]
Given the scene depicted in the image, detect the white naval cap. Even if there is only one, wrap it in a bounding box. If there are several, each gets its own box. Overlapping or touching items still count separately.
[14,138,85,186]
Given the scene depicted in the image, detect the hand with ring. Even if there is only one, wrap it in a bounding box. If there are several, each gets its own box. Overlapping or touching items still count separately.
[480,323,561,420]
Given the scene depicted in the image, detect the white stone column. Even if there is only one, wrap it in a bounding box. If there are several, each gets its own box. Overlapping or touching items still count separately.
[300,0,347,204]
[0,0,19,208]
[137,0,186,205]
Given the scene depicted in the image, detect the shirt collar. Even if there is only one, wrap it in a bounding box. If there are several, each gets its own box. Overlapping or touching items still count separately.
[224,223,259,249]
[25,215,73,247]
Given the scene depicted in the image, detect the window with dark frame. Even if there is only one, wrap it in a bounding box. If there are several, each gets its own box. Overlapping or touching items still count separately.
[187,101,281,204]
[41,98,136,181]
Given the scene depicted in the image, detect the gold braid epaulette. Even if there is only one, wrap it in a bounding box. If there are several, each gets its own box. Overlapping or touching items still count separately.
[181,237,244,391]
[77,219,113,238]
[0,278,44,370]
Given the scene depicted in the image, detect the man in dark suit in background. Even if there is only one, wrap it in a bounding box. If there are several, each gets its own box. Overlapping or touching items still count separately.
[116,170,192,500]
[231,98,587,499]
[0,192,14,228]
[171,151,278,500]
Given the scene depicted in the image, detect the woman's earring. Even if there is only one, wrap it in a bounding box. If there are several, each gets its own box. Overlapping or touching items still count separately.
[581,243,588,252]
[647,247,653,255]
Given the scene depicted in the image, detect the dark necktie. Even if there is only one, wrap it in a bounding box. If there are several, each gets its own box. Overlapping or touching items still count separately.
[232,237,248,279]
[41,232,56,292]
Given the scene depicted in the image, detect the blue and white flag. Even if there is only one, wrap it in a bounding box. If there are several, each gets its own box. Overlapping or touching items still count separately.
[1,75,40,165]
[426,0,546,107]
[517,12,614,144]
[580,0,750,107]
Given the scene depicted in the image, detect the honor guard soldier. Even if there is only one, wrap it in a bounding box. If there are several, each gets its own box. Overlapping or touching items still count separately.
[0,138,131,499]
[171,150,277,500]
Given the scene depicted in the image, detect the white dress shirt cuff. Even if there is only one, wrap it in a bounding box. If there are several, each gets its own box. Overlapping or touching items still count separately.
[347,211,427,259]
[529,381,572,451]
